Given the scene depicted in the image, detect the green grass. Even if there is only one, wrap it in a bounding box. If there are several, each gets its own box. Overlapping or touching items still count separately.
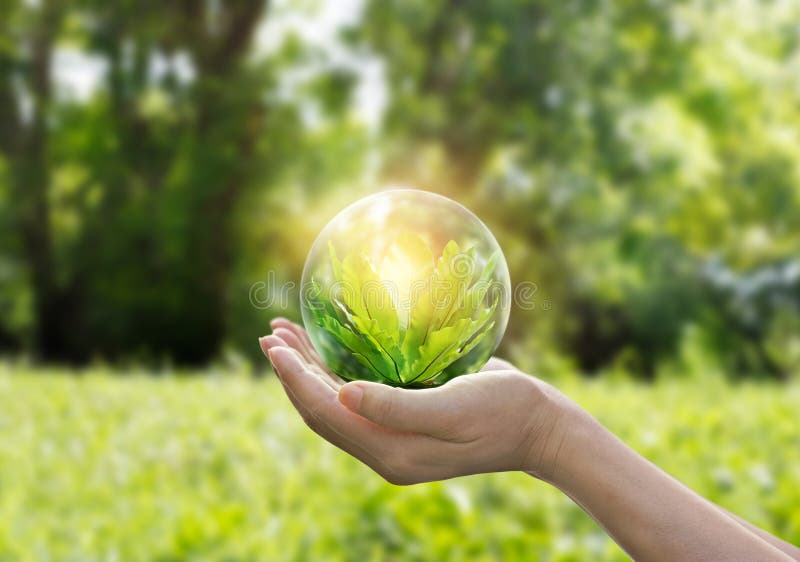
[0,363,798,561]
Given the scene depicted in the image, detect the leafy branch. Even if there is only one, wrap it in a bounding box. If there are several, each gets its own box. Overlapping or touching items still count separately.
[308,232,497,387]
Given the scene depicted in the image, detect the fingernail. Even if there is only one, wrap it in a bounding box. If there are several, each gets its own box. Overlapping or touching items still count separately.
[338,383,363,411]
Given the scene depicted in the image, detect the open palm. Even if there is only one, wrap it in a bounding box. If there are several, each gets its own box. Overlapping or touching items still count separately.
[260,318,568,485]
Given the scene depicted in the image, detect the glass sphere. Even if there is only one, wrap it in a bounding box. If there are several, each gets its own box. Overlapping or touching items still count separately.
[300,190,511,388]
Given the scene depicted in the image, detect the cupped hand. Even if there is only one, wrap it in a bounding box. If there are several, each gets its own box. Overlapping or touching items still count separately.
[260,318,579,485]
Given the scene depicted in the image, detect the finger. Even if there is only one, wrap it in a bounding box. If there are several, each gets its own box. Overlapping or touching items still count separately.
[271,328,343,389]
[269,346,432,481]
[271,319,344,382]
[338,380,457,436]
[271,347,465,483]
[263,334,339,391]
[271,317,315,350]
[269,347,397,447]
[482,357,517,372]
[259,334,287,359]
[270,317,319,360]
[269,346,339,422]
[271,327,313,362]
[267,347,405,476]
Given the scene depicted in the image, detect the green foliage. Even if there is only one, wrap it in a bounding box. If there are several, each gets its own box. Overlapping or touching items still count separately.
[309,234,497,386]
[1,0,800,378]
[0,365,798,561]
[354,0,800,379]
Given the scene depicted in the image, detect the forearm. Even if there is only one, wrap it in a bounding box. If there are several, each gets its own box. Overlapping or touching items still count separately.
[537,411,794,561]
[719,506,800,560]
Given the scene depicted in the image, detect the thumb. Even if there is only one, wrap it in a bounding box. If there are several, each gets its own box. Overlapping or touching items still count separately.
[338,381,444,433]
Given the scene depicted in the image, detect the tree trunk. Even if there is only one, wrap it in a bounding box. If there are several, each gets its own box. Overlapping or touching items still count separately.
[9,3,71,360]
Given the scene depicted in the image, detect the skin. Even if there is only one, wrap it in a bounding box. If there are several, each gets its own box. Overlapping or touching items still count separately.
[261,318,800,562]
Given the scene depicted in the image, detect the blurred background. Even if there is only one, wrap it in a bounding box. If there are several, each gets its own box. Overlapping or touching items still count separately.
[1,0,799,560]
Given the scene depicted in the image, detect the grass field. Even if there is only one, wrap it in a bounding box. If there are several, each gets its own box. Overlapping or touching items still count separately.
[0,362,798,561]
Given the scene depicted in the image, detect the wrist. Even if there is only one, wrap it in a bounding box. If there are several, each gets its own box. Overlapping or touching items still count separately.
[520,380,601,486]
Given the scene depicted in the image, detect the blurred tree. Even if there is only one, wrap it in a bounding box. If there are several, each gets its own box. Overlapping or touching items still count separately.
[1,0,798,377]
[1,0,272,362]
[0,0,67,356]
[73,0,269,362]
[355,0,800,377]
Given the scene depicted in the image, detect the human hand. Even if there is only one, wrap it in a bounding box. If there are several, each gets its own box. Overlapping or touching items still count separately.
[260,318,584,485]
[260,320,800,560]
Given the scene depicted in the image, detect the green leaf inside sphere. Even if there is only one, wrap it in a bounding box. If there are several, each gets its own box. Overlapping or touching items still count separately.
[308,232,498,387]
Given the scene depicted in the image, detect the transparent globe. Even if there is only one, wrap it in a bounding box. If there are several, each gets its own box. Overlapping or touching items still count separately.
[301,190,511,388]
